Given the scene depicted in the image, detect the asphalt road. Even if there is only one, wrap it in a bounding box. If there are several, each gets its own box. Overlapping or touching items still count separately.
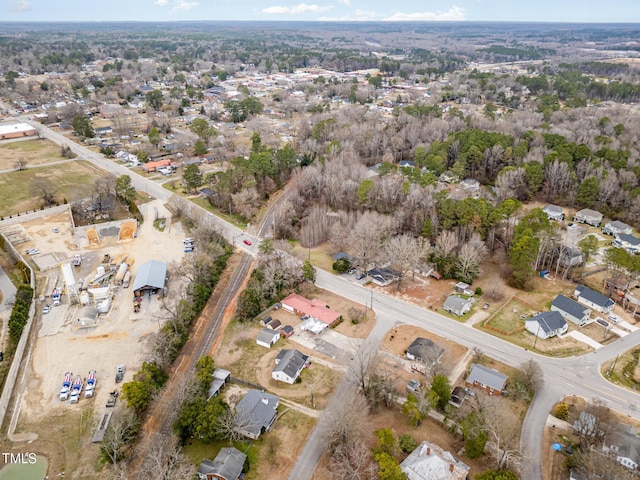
[23,119,640,479]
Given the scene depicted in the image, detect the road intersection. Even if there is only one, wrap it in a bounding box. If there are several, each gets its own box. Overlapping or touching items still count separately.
[23,118,640,479]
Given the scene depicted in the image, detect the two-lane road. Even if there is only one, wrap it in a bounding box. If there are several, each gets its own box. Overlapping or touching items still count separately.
[20,119,640,480]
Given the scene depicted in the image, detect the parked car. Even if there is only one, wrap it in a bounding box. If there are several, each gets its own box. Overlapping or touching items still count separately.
[43,304,51,314]
[243,239,252,245]
[355,273,366,280]
[348,268,356,275]
[608,314,619,323]
[596,318,609,328]
[115,365,126,383]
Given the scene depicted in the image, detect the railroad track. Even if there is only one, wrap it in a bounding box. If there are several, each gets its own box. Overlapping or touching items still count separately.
[154,252,253,437]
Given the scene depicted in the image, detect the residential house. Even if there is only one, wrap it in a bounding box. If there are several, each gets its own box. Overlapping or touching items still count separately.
[199,187,216,199]
[603,220,633,236]
[542,204,565,221]
[551,294,591,326]
[603,423,640,471]
[281,293,341,327]
[406,338,444,366]
[207,368,231,400]
[558,246,583,267]
[332,251,355,265]
[400,440,470,480]
[613,233,640,255]
[272,349,310,384]
[442,295,473,316]
[466,363,508,395]
[142,159,171,173]
[367,267,399,287]
[197,447,246,480]
[95,126,113,136]
[256,328,280,349]
[234,389,279,440]
[525,311,568,339]
[574,208,603,227]
[574,285,615,313]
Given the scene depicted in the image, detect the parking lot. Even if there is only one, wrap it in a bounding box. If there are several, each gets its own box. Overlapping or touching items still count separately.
[11,201,189,425]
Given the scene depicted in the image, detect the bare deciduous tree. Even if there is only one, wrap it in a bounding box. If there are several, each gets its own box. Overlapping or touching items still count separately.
[543,159,575,201]
[328,438,377,480]
[321,395,369,453]
[30,177,57,207]
[101,410,140,468]
[434,230,458,258]
[484,417,523,472]
[383,234,428,285]
[136,434,193,480]
[346,339,378,393]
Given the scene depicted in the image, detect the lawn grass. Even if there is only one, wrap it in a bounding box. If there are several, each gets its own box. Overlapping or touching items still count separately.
[0,138,65,170]
[0,160,103,216]
[486,298,535,333]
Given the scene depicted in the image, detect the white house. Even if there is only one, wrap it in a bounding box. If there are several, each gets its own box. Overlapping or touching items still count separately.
[551,294,591,326]
[526,312,568,339]
[574,208,603,227]
[442,295,472,316]
[613,234,640,255]
[574,285,615,313]
[543,204,565,221]
[603,220,632,236]
[272,349,309,384]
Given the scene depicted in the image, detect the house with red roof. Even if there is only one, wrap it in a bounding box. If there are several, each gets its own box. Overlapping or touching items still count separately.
[281,293,341,327]
[142,159,172,172]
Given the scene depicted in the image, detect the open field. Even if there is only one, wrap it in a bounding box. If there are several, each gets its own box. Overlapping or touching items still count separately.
[0,160,103,217]
[0,138,66,170]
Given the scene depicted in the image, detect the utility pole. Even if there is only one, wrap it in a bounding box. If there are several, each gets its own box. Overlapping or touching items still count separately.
[533,322,541,351]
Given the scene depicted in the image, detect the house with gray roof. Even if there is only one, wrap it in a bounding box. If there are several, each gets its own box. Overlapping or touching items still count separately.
[543,204,565,221]
[406,338,444,365]
[574,285,615,313]
[400,440,470,480]
[256,328,280,348]
[197,447,246,480]
[551,294,591,326]
[603,220,632,236]
[272,349,309,384]
[234,389,279,440]
[466,363,508,395]
[442,295,472,316]
[574,208,603,227]
[613,233,640,255]
[525,311,568,339]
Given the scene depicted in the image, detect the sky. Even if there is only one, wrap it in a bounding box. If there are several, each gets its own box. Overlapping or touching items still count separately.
[0,0,638,23]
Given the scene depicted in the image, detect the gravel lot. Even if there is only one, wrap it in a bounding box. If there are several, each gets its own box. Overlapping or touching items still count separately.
[14,200,188,426]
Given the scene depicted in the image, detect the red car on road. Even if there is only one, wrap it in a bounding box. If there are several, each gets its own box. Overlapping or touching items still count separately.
[243,239,252,245]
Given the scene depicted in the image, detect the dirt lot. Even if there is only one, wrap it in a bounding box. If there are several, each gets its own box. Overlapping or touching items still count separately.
[0,200,191,478]
[379,324,470,391]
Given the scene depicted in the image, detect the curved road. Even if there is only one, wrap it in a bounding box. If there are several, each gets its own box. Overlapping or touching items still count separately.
[23,118,640,480]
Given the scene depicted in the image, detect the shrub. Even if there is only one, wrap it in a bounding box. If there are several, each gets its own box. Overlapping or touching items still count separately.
[555,403,569,421]
[475,287,483,295]
[399,433,418,453]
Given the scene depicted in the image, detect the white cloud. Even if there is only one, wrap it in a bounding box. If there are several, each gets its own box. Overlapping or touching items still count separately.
[172,0,199,11]
[384,5,465,21]
[319,9,378,21]
[154,0,169,5]
[338,0,351,5]
[262,3,333,15]
[9,0,31,13]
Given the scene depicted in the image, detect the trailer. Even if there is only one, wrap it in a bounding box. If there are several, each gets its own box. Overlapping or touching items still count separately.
[69,376,83,404]
[59,372,72,401]
[122,271,131,288]
[85,370,97,398]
